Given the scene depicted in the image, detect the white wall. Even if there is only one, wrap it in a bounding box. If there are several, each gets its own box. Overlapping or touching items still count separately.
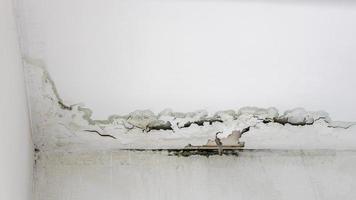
[0,0,33,199]
[17,0,356,121]
[35,150,356,200]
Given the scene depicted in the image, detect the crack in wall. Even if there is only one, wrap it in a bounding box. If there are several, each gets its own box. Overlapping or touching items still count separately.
[83,130,117,139]
[327,121,356,129]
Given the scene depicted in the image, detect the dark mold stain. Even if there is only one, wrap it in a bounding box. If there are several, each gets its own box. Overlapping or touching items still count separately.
[58,100,73,111]
[180,118,224,128]
[168,149,240,157]
[126,149,241,157]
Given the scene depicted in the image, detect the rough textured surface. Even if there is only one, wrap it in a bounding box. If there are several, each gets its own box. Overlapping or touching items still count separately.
[24,58,356,153]
[34,150,356,200]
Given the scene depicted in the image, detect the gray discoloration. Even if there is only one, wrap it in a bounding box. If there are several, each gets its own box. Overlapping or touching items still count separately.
[146,121,174,132]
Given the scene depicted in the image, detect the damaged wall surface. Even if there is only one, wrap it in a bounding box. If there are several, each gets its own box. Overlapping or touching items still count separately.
[21,57,356,152]
[23,53,356,200]
[11,1,356,199]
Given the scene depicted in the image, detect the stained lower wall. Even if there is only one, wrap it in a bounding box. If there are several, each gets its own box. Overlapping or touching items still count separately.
[0,0,33,199]
[35,150,356,200]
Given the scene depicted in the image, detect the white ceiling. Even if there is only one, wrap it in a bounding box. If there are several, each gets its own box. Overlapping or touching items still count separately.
[16,0,356,121]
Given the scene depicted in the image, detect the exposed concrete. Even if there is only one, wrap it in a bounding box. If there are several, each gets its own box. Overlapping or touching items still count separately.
[206,131,243,147]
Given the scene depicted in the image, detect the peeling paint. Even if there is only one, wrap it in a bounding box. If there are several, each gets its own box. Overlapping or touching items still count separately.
[23,57,356,153]
[180,118,224,128]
